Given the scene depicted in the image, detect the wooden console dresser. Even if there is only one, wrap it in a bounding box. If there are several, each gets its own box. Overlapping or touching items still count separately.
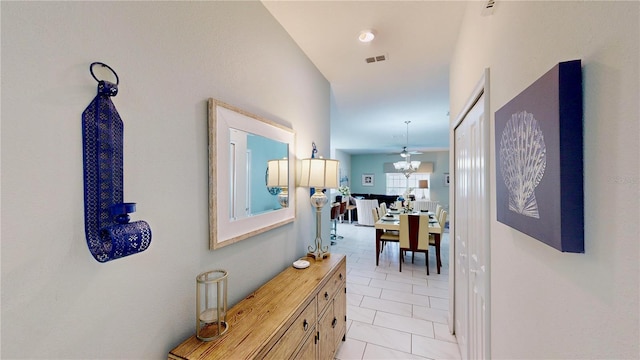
[169,254,347,359]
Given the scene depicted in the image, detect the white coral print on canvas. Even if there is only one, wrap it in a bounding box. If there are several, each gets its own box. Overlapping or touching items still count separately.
[499,111,546,218]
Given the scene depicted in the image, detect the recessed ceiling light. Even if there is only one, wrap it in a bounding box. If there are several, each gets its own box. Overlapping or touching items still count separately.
[358,30,375,43]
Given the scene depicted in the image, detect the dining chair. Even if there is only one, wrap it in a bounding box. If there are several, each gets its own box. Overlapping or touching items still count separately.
[378,205,399,235]
[429,209,447,271]
[375,206,383,220]
[438,209,447,230]
[379,202,387,215]
[399,214,429,273]
[435,204,443,220]
[373,208,399,253]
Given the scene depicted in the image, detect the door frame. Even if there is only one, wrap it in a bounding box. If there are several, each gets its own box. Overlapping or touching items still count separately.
[449,68,491,357]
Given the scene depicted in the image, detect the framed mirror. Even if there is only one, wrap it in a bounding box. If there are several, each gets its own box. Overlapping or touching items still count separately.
[208,99,295,250]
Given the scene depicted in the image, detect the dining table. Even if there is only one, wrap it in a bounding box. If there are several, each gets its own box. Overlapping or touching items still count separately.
[374,210,443,274]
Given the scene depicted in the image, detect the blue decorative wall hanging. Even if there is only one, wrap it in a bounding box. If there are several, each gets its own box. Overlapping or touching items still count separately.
[82,62,152,263]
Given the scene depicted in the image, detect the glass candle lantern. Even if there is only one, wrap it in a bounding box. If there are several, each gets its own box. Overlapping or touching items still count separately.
[196,269,228,341]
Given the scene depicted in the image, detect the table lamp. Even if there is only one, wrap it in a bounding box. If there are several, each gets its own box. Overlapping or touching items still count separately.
[267,158,289,208]
[299,157,339,260]
[418,179,429,199]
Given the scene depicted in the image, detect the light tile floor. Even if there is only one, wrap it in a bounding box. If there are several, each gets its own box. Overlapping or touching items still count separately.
[331,221,461,360]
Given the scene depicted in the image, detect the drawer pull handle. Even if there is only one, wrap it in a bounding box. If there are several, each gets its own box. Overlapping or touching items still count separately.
[303,319,309,331]
[324,291,329,300]
[339,273,343,280]
[332,317,337,328]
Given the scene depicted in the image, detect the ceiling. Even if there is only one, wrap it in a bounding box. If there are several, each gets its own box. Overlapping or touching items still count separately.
[262,1,468,155]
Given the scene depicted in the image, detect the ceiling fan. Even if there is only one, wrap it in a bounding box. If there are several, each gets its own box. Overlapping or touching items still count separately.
[398,121,422,158]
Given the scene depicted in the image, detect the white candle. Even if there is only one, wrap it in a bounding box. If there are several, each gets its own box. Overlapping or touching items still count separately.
[199,308,218,323]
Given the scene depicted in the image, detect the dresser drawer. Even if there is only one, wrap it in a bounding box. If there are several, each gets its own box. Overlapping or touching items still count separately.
[265,298,317,359]
[317,261,346,314]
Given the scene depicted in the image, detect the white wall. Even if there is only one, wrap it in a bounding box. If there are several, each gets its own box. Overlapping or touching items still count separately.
[1,2,330,358]
[450,1,639,358]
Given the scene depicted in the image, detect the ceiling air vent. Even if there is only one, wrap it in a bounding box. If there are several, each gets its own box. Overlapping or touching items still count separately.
[482,0,496,16]
[365,54,387,64]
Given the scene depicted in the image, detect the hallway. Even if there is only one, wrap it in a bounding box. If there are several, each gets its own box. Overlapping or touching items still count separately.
[330,221,461,359]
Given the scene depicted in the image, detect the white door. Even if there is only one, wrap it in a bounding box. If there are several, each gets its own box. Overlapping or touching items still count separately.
[454,122,470,359]
[452,72,490,359]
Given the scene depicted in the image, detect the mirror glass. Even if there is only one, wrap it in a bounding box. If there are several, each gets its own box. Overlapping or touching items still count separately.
[228,128,288,219]
[209,98,295,250]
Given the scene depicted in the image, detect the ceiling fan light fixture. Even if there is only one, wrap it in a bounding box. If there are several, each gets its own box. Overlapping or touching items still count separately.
[394,121,421,178]
[358,30,375,43]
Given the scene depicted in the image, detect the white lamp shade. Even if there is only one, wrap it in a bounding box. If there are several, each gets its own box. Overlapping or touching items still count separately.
[267,159,288,187]
[299,158,339,189]
[393,160,421,171]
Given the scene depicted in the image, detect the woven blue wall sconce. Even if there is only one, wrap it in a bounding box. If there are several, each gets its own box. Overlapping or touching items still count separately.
[82,62,152,263]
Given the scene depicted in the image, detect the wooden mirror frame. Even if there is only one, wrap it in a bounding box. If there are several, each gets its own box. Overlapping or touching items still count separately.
[208,98,295,250]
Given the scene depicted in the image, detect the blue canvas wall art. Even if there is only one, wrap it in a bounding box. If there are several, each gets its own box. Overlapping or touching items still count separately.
[495,60,584,253]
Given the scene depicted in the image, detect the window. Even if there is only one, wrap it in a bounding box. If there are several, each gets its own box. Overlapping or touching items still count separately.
[386,173,430,199]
